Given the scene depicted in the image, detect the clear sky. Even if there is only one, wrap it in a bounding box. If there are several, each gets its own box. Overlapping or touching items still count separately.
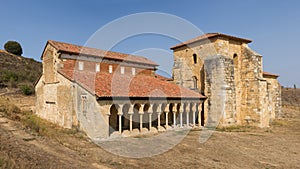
[1,0,299,87]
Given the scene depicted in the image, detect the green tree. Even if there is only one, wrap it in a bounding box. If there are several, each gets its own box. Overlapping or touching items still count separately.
[4,41,23,56]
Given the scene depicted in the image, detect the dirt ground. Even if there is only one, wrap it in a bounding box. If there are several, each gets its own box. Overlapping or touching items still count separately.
[0,89,299,169]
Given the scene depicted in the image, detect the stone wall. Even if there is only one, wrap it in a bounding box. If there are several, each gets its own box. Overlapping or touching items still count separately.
[204,55,236,127]
[35,72,76,128]
[264,76,282,120]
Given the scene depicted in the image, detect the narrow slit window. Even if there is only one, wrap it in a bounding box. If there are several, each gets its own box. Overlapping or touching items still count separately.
[193,53,197,64]
[193,76,198,89]
[81,95,87,113]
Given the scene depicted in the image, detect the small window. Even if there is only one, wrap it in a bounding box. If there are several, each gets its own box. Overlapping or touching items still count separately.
[120,66,125,74]
[96,63,100,72]
[78,61,84,70]
[109,65,113,73]
[81,95,87,114]
[193,54,197,64]
[132,67,136,75]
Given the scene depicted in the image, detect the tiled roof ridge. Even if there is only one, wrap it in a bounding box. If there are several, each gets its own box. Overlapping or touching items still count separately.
[170,33,252,49]
[47,40,158,66]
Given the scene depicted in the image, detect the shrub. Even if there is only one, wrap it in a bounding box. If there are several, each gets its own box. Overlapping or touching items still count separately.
[4,41,23,56]
[0,97,21,120]
[23,114,46,134]
[20,84,33,95]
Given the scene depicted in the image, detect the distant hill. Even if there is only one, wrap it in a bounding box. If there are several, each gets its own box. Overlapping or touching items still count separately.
[0,50,42,94]
[281,87,300,107]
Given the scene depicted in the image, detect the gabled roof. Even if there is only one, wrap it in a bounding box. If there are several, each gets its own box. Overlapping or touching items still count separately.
[58,69,205,99]
[170,33,252,49]
[44,40,158,66]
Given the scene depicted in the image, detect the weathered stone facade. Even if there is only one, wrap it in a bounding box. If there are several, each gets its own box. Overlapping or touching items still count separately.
[171,33,281,128]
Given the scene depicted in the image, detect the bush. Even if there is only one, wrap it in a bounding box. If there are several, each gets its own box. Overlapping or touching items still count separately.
[4,41,23,56]
[23,114,46,134]
[3,71,18,82]
[0,97,21,120]
[20,84,33,95]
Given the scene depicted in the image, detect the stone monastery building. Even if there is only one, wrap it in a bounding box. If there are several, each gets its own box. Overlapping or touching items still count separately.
[35,33,281,140]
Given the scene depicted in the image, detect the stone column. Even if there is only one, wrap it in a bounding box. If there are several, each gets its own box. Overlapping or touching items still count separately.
[156,104,162,131]
[186,104,190,127]
[129,113,133,132]
[165,112,169,129]
[118,114,122,133]
[106,114,110,137]
[179,104,184,128]
[173,111,176,127]
[147,104,153,131]
[170,103,176,128]
[149,112,152,131]
[157,112,161,128]
[117,104,124,134]
[163,104,169,129]
[128,105,134,132]
[197,103,202,127]
[139,113,143,131]
[191,103,196,127]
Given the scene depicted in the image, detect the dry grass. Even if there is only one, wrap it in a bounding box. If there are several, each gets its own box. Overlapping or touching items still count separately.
[0,152,17,169]
[0,96,85,139]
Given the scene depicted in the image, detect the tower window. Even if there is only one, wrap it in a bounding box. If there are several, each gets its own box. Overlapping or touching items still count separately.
[233,53,238,70]
[193,53,197,64]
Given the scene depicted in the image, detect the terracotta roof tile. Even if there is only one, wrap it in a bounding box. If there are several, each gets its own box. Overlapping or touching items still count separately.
[154,74,173,81]
[170,33,252,49]
[263,71,279,77]
[47,40,158,66]
[58,69,205,99]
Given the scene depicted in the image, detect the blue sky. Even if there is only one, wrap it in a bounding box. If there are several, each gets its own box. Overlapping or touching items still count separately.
[1,0,299,87]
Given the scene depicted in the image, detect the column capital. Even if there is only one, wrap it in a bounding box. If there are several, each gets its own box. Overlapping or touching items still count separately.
[179,103,184,113]
[117,104,124,115]
[162,103,169,112]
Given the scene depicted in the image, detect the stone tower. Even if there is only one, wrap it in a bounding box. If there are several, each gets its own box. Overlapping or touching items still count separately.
[170,33,281,127]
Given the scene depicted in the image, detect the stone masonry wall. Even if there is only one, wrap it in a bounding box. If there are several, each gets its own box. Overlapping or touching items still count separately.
[204,55,236,127]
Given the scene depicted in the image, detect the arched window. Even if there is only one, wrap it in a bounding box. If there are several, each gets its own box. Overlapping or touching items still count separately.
[233,53,238,70]
[192,76,198,89]
[193,53,197,64]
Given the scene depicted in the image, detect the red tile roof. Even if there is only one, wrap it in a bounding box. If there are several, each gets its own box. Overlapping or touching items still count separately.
[154,74,173,81]
[263,71,279,78]
[46,40,158,66]
[58,69,205,99]
[170,33,252,49]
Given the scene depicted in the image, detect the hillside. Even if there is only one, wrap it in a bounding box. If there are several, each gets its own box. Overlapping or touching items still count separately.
[281,87,300,106]
[0,50,42,94]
